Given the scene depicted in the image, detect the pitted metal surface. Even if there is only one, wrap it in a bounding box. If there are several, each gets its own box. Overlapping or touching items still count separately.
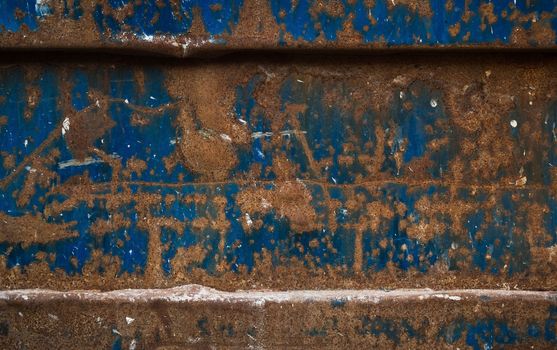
[1,2,557,349]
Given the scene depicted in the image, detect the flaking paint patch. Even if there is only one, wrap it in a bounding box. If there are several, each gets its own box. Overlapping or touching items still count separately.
[0,56,556,290]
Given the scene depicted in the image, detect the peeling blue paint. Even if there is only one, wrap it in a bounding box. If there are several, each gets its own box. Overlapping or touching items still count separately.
[94,0,244,37]
[2,1,556,46]
[0,65,555,280]
[272,0,557,45]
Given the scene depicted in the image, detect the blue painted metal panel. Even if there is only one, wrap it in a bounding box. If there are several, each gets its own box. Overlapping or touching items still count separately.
[0,0,556,54]
[0,59,555,289]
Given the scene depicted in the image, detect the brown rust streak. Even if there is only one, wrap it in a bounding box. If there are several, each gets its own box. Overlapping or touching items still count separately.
[0,212,77,246]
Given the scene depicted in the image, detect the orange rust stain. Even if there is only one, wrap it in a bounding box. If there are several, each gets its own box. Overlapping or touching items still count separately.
[237,181,321,234]
[0,212,78,246]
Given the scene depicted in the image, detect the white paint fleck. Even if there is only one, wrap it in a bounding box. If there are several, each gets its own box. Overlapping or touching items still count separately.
[399,91,405,99]
[245,213,253,227]
[62,117,70,136]
[296,79,304,83]
[251,131,273,139]
[35,0,50,16]
[24,139,28,147]
[126,317,135,325]
[112,329,121,336]
[432,294,462,301]
[129,339,137,350]
[430,99,438,108]
[220,134,232,142]
[510,120,518,128]
[261,199,271,209]
[124,99,129,104]
[58,153,121,169]
[48,313,58,321]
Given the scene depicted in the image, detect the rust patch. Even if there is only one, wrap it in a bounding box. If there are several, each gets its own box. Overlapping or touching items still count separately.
[237,181,320,233]
[64,91,115,160]
[0,212,77,246]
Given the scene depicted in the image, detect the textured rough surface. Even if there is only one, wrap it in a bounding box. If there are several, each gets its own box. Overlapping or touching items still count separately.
[0,0,556,55]
[1,53,557,291]
[2,3,557,348]
[0,287,556,349]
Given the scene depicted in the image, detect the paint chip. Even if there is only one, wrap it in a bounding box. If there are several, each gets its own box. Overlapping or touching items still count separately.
[220,134,232,142]
[430,99,437,108]
[510,120,518,128]
[515,176,527,186]
[245,213,253,227]
[126,316,135,324]
[62,117,70,136]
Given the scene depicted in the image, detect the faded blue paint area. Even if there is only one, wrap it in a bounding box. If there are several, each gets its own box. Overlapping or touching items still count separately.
[63,0,82,20]
[111,336,122,350]
[94,0,244,37]
[59,67,189,185]
[358,315,411,342]
[544,101,557,185]
[350,306,557,348]
[0,65,180,274]
[0,67,60,183]
[358,185,451,273]
[279,76,377,183]
[0,65,554,278]
[0,0,51,32]
[0,177,547,276]
[272,0,557,45]
[231,75,278,180]
[382,81,450,178]
[3,1,556,47]
[463,190,532,275]
[438,307,557,349]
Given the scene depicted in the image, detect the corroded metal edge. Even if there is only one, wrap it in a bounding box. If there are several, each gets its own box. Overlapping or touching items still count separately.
[0,285,556,303]
[1,286,557,349]
[0,0,556,57]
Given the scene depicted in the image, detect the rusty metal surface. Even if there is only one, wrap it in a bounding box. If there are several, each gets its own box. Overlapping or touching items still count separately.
[2,3,557,346]
[0,287,556,349]
[0,1,556,56]
[1,53,556,291]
